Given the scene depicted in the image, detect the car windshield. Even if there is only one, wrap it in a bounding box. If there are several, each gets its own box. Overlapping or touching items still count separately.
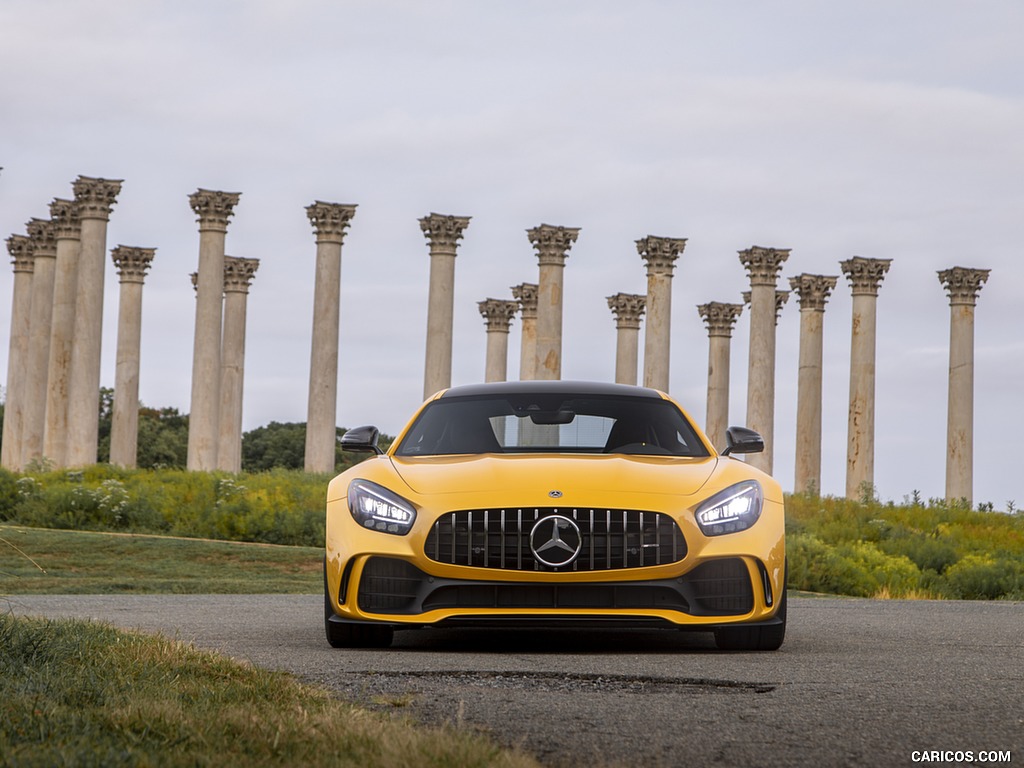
[394,393,709,457]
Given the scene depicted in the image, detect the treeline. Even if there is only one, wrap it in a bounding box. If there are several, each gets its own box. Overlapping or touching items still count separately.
[0,389,392,474]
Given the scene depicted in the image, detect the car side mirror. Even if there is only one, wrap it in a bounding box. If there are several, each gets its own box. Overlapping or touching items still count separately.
[340,425,382,454]
[721,426,764,456]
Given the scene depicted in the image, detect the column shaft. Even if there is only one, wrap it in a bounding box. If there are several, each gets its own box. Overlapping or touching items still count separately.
[1,236,34,471]
[20,220,57,467]
[43,200,81,466]
[421,214,470,399]
[842,256,891,499]
[529,225,579,381]
[639,237,687,392]
[478,298,517,383]
[698,302,742,452]
[939,266,989,506]
[187,189,239,471]
[608,293,646,387]
[740,246,790,474]
[66,177,122,467]
[218,257,258,473]
[512,283,538,381]
[305,201,355,474]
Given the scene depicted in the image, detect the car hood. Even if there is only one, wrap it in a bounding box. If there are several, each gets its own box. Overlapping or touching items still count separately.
[389,453,718,503]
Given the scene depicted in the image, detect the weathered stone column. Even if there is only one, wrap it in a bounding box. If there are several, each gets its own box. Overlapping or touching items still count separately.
[639,236,687,392]
[697,302,743,452]
[511,282,538,380]
[938,267,990,506]
[65,176,122,467]
[43,198,81,466]
[1,235,35,471]
[528,224,579,380]
[840,256,892,499]
[304,202,356,474]
[108,246,156,468]
[607,293,646,386]
[739,246,790,474]
[20,219,57,467]
[421,213,471,398]
[218,256,259,473]
[789,274,838,495]
[477,299,518,382]
[186,189,240,471]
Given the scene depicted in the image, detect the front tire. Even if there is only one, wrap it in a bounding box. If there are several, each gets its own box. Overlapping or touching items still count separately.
[324,559,394,648]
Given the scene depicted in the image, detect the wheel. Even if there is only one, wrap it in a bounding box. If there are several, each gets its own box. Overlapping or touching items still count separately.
[713,567,787,651]
[324,559,394,648]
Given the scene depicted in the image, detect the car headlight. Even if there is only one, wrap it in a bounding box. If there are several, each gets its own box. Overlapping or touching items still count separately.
[694,480,763,536]
[347,479,417,535]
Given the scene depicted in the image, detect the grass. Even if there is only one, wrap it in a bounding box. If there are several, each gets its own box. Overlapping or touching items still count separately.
[0,525,321,594]
[0,613,540,768]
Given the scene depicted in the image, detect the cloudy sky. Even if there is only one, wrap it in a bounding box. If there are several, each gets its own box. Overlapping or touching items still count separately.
[2,1,1022,507]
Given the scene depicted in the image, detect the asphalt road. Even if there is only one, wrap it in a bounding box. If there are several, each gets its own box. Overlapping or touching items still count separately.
[6,594,1022,767]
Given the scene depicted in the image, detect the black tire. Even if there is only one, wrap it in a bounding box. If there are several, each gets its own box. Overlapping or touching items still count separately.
[324,559,394,649]
[713,568,787,652]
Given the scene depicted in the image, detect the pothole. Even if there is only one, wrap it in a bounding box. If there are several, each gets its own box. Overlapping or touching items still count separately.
[357,670,776,694]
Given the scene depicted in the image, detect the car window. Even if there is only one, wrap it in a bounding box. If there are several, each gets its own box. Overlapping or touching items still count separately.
[394,394,709,457]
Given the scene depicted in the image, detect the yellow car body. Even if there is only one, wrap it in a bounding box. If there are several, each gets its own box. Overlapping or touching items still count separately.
[325,381,786,651]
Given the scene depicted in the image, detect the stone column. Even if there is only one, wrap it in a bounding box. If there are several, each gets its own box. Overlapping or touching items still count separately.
[528,224,579,380]
[108,246,156,468]
[739,246,790,474]
[1,235,34,471]
[42,198,81,467]
[511,282,538,380]
[421,213,471,398]
[20,219,57,467]
[789,274,838,495]
[304,201,356,474]
[477,299,518,382]
[938,267,990,506]
[638,236,687,391]
[697,302,743,452]
[607,293,646,386]
[186,189,240,471]
[218,256,259,473]
[840,256,892,499]
[65,176,122,467]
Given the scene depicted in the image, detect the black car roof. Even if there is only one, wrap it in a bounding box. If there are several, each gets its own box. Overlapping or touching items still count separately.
[438,380,665,399]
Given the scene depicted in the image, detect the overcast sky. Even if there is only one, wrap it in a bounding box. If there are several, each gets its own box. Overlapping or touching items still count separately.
[2,1,1022,507]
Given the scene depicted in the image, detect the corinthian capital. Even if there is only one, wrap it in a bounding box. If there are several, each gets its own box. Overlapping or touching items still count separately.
[7,234,35,273]
[49,198,81,240]
[420,213,471,255]
[527,223,579,266]
[840,256,892,296]
[511,282,539,320]
[478,298,519,332]
[637,236,687,276]
[189,189,241,232]
[73,175,123,220]
[697,302,743,338]
[224,256,260,293]
[739,245,790,288]
[25,218,57,258]
[938,266,990,307]
[789,273,838,311]
[111,245,156,284]
[607,293,646,330]
[306,201,357,244]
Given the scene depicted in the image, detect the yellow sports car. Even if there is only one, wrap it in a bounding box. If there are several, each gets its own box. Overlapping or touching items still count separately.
[325,381,786,651]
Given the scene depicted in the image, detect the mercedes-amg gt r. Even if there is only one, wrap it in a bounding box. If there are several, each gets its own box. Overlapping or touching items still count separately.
[324,381,786,651]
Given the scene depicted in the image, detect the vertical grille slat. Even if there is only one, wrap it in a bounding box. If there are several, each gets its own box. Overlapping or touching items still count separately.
[425,507,686,573]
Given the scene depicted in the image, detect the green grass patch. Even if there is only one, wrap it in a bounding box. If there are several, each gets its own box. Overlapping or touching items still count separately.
[0,614,539,768]
[0,526,321,594]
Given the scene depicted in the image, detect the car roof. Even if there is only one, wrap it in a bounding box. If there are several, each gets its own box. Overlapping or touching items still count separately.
[438,380,665,400]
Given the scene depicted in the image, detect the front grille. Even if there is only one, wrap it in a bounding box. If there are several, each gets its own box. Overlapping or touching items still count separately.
[424,507,687,572]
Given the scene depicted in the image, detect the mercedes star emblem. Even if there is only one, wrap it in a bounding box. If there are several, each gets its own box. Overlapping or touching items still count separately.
[548,490,563,498]
[529,514,583,567]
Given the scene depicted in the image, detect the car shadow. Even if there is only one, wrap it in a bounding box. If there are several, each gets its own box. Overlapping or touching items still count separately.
[388,625,720,654]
